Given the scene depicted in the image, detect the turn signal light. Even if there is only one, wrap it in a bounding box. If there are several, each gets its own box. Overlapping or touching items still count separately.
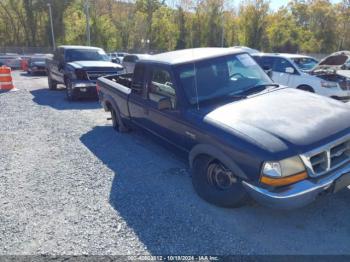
[260,171,308,187]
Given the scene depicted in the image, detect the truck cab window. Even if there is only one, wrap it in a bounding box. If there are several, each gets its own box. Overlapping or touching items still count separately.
[149,68,176,109]
[131,64,145,94]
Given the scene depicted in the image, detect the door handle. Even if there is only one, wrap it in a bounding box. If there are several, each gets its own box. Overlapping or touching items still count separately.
[143,108,149,115]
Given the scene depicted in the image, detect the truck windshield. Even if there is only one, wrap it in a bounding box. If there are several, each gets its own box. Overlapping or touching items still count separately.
[292,57,318,71]
[175,53,274,104]
[65,49,109,62]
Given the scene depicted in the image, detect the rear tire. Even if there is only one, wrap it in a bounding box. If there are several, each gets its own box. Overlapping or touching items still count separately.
[192,155,247,208]
[48,73,57,90]
[110,106,129,133]
[297,85,314,93]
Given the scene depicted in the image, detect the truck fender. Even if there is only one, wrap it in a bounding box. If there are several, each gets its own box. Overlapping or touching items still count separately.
[103,94,128,132]
[189,144,248,180]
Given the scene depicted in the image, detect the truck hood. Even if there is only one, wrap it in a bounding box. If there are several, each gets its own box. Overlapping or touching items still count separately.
[68,60,123,70]
[204,88,350,154]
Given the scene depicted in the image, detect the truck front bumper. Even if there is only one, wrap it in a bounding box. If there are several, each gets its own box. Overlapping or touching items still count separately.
[243,162,350,209]
[71,81,97,97]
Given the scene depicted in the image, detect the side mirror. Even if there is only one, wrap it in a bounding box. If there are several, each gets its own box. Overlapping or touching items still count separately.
[158,97,172,110]
[264,69,273,78]
[285,67,295,74]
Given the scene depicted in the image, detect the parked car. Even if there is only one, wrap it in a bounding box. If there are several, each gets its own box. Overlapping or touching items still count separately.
[46,45,124,100]
[310,51,350,95]
[108,53,121,64]
[27,56,47,75]
[122,54,151,73]
[97,48,350,209]
[252,53,350,101]
[0,54,21,69]
[116,52,128,63]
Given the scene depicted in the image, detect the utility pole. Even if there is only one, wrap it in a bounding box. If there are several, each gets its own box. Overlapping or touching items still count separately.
[47,3,56,51]
[221,13,225,47]
[84,0,91,46]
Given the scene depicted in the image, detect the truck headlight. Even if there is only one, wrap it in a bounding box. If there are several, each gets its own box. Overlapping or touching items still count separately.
[321,81,338,88]
[261,156,308,186]
[73,69,87,80]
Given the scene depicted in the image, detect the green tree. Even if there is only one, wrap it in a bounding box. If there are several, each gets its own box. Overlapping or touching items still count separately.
[151,6,179,51]
[238,0,269,50]
[266,8,300,52]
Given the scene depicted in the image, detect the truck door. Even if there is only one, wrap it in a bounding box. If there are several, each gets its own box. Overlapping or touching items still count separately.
[143,66,188,151]
[272,57,298,88]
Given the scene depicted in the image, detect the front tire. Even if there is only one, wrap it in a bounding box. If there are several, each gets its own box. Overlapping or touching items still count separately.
[66,79,77,101]
[48,73,57,90]
[192,155,247,208]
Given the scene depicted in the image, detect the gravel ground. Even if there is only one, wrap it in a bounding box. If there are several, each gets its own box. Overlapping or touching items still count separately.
[0,71,350,255]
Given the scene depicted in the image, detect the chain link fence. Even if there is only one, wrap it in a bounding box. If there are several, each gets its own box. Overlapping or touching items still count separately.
[0,46,53,55]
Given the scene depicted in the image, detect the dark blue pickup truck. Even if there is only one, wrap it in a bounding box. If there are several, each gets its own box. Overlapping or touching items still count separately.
[97,48,350,209]
[46,45,124,100]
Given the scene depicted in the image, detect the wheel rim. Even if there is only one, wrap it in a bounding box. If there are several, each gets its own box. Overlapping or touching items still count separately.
[207,162,237,190]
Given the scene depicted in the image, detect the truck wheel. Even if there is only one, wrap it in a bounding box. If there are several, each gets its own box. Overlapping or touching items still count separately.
[297,85,314,93]
[66,79,76,101]
[48,73,57,90]
[110,107,129,133]
[192,155,247,208]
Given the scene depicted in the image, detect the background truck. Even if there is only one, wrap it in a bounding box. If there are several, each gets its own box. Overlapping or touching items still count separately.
[97,48,350,209]
[46,45,124,101]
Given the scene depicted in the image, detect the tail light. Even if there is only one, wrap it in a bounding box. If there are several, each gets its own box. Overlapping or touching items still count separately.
[96,83,101,92]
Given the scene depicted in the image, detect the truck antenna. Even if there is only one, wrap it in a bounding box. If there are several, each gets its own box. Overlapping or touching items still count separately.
[192,49,200,110]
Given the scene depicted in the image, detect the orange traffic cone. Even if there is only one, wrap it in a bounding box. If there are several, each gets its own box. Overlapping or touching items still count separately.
[0,66,15,91]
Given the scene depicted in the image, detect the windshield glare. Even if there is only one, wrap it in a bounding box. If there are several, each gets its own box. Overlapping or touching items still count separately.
[292,57,318,71]
[65,49,109,62]
[176,53,273,104]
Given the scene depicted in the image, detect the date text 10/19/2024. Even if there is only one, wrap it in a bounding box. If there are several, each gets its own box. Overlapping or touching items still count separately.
[127,256,220,261]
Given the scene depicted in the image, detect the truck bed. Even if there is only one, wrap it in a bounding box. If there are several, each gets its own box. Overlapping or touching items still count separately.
[97,73,133,119]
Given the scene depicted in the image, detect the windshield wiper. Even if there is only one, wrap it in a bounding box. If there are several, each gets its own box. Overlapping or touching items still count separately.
[240,83,279,96]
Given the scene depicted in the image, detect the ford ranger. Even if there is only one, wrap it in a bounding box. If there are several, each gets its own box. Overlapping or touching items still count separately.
[97,48,350,209]
[46,45,124,100]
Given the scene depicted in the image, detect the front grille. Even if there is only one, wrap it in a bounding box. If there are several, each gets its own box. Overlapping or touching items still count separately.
[87,71,117,81]
[304,137,350,177]
[339,81,350,90]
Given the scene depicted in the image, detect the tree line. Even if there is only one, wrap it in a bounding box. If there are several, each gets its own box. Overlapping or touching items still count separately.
[0,0,349,54]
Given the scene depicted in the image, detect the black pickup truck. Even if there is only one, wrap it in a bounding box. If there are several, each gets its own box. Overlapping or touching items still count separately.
[46,45,124,100]
[97,48,350,209]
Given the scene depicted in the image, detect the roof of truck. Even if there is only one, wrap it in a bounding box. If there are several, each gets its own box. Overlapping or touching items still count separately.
[143,48,245,65]
[252,52,314,59]
[58,45,103,50]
